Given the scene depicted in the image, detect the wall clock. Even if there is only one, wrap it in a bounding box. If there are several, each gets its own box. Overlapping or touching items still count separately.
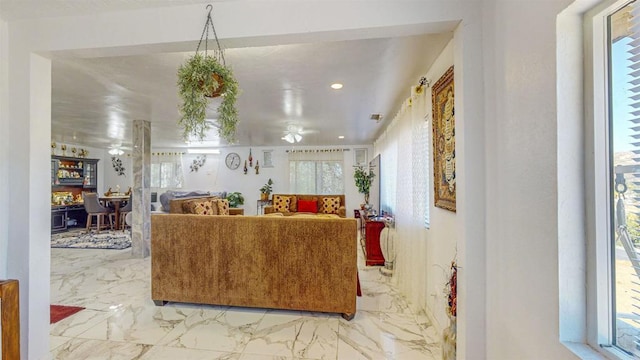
[225,152,241,170]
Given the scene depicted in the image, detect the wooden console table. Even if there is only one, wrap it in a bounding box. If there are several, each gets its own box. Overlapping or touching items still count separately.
[356,210,385,266]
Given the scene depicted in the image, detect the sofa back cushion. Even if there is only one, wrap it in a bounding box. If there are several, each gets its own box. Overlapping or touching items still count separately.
[269,194,345,214]
[183,199,217,215]
[169,196,218,215]
[217,199,230,215]
[272,195,292,212]
[289,195,298,212]
[321,196,341,214]
[298,199,318,213]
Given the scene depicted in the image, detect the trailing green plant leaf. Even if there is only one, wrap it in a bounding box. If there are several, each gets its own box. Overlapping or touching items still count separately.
[177,53,240,143]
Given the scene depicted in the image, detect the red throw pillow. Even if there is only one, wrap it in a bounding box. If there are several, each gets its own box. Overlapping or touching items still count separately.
[298,199,318,213]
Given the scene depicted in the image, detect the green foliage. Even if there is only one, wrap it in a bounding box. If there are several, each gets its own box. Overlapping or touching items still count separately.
[177,53,240,143]
[226,191,244,208]
[354,166,375,195]
[628,212,640,245]
[260,178,274,194]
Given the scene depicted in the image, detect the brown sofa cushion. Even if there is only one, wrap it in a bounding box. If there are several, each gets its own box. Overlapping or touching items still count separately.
[321,196,341,214]
[170,195,220,214]
[183,199,216,215]
[217,199,230,215]
[265,194,346,217]
[273,195,291,212]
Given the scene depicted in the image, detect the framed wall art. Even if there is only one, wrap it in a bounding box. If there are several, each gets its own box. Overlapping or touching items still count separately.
[354,148,368,167]
[432,66,456,212]
[263,150,274,167]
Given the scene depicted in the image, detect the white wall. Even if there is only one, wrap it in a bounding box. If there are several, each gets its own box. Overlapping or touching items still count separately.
[143,145,370,215]
[483,0,577,359]
[0,18,7,279]
[102,154,133,195]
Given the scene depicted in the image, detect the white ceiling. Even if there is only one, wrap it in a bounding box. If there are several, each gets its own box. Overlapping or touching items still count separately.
[1,1,453,150]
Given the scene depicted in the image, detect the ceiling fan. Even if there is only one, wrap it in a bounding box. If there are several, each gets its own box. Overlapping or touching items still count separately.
[282,125,305,143]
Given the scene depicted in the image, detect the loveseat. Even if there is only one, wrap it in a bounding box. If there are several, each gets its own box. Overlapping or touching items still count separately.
[168,195,243,215]
[264,194,346,218]
[158,190,222,212]
[151,214,358,319]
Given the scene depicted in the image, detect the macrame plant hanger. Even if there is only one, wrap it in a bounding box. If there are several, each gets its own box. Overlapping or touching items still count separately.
[196,5,226,67]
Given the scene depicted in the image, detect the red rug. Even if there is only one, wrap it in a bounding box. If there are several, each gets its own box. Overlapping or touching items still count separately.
[50,305,85,324]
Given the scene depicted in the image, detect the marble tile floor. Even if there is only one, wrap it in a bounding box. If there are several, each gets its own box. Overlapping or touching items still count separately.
[49,244,440,360]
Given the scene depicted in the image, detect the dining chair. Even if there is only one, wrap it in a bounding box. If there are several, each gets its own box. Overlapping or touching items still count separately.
[83,193,114,233]
[119,195,132,231]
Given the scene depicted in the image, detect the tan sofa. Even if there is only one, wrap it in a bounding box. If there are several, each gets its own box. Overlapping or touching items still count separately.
[151,214,358,319]
[169,195,244,215]
[264,194,346,218]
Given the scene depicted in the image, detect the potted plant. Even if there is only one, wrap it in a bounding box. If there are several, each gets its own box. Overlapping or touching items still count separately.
[260,178,274,201]
[354,166,375,206]
[177,53,240,143]
[226,192,245,208]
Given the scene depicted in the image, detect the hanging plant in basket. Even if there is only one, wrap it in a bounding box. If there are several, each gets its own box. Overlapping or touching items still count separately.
[177,5,240,143]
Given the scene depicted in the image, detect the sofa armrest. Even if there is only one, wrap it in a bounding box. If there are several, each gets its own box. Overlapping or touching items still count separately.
[338,206,346,218]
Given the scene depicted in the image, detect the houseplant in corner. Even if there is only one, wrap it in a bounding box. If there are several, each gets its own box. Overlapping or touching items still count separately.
[226,192,245,208]
[354,166,375,207]
[177,5,240,143]
[260,178,273,201]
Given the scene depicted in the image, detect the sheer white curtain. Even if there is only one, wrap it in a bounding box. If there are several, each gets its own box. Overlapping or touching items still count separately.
[288,149,344,194]
[374,86,430,315]
[151,152,184,189]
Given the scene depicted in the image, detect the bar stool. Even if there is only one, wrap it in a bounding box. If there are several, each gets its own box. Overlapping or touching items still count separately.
[83,193,114,233]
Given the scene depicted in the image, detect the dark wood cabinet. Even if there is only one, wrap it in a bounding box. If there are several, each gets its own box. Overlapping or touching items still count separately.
[51,207,67,232]
[51,155,99,189]
[356,210,385,266]
[51,155,99,232]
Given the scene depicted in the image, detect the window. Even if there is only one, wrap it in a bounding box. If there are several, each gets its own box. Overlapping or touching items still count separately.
[288,150,344,194]
[606,1,640,356]
[151,152,184,189]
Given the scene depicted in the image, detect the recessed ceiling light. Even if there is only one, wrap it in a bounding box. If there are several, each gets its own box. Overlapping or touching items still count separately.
[331,83,343,90]
[338,135,345,139]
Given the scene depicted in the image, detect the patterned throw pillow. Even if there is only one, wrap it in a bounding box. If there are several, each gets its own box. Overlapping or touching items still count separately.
[190,200,215,215]
[321,197,341,214]
[217,199,230,215]
[272,195,291,213]
[289,196,298,212]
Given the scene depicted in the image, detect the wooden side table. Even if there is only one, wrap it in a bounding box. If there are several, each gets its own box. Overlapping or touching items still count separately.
[257,199,272,215]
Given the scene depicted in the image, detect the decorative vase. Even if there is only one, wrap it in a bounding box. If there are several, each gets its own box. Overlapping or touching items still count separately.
[260,193,268,201]
[379,221,396,276]
[442,315,457,360]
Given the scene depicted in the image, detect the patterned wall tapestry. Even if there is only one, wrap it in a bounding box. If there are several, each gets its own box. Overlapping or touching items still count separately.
[432,66,456,212]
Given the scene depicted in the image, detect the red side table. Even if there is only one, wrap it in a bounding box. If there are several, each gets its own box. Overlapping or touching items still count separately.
[363,218,385,266]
